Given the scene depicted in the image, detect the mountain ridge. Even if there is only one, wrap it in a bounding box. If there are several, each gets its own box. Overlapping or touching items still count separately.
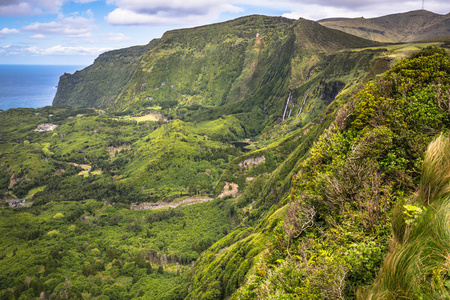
[53,14,381,136]
[53,10,450,119]
[319,9,450,43]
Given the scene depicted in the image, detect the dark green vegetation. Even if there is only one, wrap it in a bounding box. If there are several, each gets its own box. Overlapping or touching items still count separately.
[2,12,450,300]
[0,199,231,299]
[319,10,450,43]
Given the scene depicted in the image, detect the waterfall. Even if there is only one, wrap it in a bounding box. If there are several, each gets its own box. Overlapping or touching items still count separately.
[282,91,292,121]
[296,93,308,118]
[288,96,294,119]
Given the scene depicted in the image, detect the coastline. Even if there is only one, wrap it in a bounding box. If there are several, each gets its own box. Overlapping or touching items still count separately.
[0,64,85,111]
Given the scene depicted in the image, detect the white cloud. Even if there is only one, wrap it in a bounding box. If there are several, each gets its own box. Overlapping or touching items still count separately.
[281,5,367,21]
[104,0,450,26]
[0,27,20,38]
[0,0,65,16]
[106,0,243,26]
[23,13,96,37]
[29,33,48,39]
[1,0,449,21]
[0,45,11,54]
[102,32,131,42]
[0,28,20,35]
[110,0,233,12]
[36,45,112,56]
[0,0,97,17]
[0,44,28,55]
[0,2,40,16]
[245,0,450,20]
[0,44,112,56]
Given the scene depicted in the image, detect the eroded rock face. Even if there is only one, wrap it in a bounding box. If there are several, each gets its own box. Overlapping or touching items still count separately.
[238,156,265,169]
[218,182,239,199]
[9,173,27,189]
[34,123,58,132]
[130,197,214,210]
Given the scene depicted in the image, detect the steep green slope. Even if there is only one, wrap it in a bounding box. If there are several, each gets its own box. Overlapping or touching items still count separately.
[185,117,332,299]
[181,46,402,300]
[112,16,294,110]
[225,46,450,299]
[177,46,450,300]
[53,15,380,133]
[112,16,380,127]
[53,40,159,109]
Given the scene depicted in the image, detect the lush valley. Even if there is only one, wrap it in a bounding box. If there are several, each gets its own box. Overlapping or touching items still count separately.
[0,199,231,299]
[1,11,450,300]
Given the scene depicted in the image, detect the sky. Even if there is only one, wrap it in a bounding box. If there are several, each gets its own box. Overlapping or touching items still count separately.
[0,0,449,66]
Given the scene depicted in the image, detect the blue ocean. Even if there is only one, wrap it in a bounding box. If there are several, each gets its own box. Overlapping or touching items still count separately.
[0,65,85,111]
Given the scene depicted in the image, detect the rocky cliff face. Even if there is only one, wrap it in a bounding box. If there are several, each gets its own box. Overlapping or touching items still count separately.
[53,40,159,109]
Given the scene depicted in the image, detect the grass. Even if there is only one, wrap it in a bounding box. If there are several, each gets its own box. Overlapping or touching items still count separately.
[77,164,91,177]
[350,42,441,52]
[350,42,443,56]
[132,113,164,123]
[115,112,165,123]
[418,134,450,205]
[363,134,450,299]
[26,185,46,197]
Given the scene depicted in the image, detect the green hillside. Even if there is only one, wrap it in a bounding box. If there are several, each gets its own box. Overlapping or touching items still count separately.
[53,15,380,135]
[2,11,450,300]
[230,46,450,299]
[53,40,159,109]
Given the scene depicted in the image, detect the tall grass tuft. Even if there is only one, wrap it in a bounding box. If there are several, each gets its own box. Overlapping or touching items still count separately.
[418,134,450,205]
[361,134,450,299]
